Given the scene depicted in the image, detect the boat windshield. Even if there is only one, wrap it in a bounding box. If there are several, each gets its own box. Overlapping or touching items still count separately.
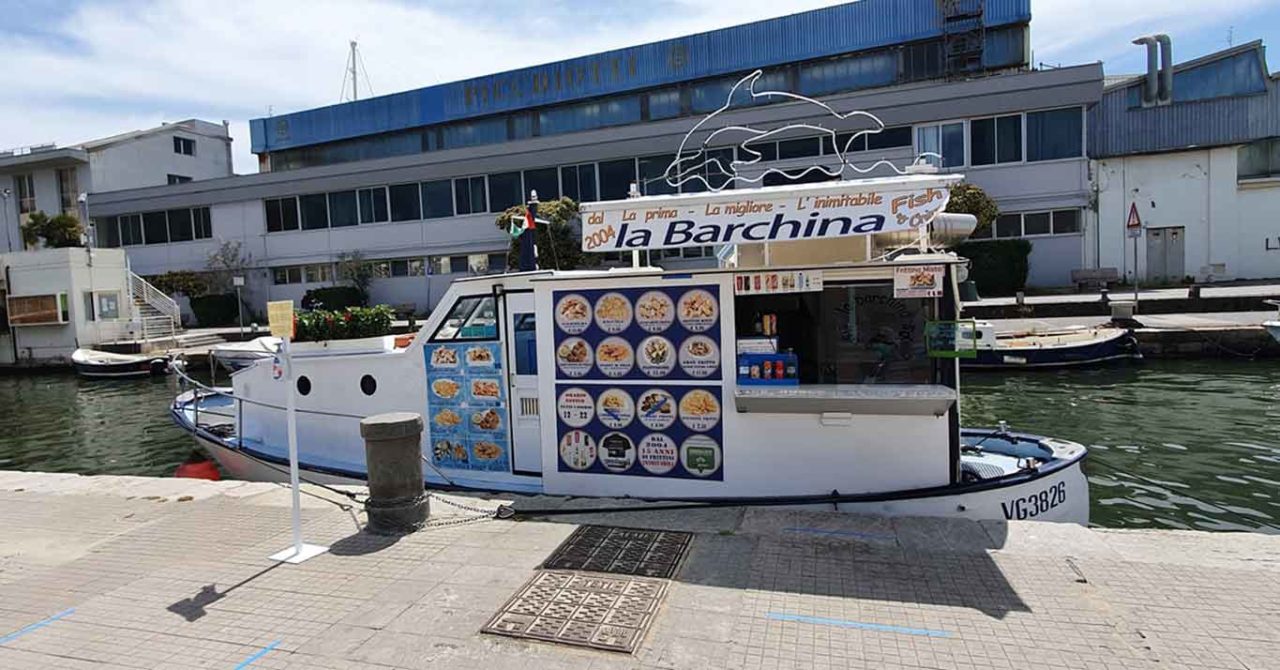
[431,295,498,341]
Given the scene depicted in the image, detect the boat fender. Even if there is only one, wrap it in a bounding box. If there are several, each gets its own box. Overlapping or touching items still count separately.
[175,452,221,480]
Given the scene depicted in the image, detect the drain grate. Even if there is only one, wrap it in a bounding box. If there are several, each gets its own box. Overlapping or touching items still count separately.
[541,525,693,579]
[481,570,666,653]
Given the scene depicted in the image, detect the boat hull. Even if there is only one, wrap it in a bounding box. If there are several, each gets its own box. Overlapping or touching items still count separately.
[184,423,1089,526]
[72,358,168,379]
[1266,321,1280,344]
[962,329,1140,370]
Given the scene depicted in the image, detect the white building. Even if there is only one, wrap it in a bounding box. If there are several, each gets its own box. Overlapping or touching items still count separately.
[0,119,232,254]
[0,248,162,365]
[1089,40,1280,284]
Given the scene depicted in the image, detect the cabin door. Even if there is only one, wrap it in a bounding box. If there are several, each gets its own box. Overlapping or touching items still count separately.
[501,291,543,475]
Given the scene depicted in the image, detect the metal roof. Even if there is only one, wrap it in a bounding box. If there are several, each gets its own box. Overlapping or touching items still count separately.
[250,0,1031,154]
[1089,42,1278,158]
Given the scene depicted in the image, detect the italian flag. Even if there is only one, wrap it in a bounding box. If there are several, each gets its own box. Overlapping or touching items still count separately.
[509,206,537,239]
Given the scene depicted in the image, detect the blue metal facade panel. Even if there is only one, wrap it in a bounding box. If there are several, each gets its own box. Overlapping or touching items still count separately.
[1089,47,1279,158]
[251,0,1031,153]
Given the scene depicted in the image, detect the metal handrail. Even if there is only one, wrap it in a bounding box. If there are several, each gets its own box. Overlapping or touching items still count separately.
[130,272,181,321]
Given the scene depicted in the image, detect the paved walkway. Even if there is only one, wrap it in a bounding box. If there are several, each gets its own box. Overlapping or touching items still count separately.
[1,472,1278,669]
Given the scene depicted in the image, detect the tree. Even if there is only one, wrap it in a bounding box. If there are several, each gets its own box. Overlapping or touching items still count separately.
[149,270,208,297]
[336,251,373,305]
[21,211,84,248]
[205,239,251,295]
[492,197,601,272]
[945,183,1000,239]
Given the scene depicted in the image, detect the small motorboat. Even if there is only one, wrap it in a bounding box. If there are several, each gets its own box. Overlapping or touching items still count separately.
[71,348,170,379]
[1265,300,1280,344]
[960,321,1141,370]
[211,336,281,371]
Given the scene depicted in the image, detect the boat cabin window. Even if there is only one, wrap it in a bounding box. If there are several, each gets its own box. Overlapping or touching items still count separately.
[512,313,538,374]
[431,295,498,341]
[734,282,935,385]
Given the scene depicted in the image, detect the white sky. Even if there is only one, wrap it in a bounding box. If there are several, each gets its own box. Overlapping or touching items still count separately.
[0,0,1274,174]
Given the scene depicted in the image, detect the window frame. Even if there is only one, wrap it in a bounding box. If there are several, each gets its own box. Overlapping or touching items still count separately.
[914,120,967,169]
[173,136,196,156]
[969,114,1024,167]
[430,295,499,342]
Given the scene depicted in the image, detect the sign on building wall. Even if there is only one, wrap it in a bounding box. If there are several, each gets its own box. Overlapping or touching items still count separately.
[579,178,955,252]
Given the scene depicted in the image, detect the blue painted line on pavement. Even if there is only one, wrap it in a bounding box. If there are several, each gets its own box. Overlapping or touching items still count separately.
[0,608,76,646]
[783,527,896,541]
[234,639,281,669]
[765,612,951,638]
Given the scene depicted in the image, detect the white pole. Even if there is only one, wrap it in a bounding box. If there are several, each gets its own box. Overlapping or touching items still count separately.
[284,336,302,554]
[269,334,327,564]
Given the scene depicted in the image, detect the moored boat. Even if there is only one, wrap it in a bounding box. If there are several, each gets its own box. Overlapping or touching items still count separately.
[211,336,281,371]
[1265,300,1280,344]
[959,321,1141,370]
[72,348,169,379]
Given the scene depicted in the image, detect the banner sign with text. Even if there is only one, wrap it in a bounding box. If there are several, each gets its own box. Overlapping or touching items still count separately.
[579,176,957,252]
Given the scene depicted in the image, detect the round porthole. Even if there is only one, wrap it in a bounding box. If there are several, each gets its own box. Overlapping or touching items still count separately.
[296,376,312,396]
[360,374,377,396]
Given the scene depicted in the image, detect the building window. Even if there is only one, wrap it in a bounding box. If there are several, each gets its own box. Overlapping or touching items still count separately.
[328,191,358,227]
[167,208,194,242]
[1238,138,1280,180]
[101,218,121,248]
[167,174,192,185]
[488,171,523,212]
[867,126,913,151]
[1052,209,1081,234]
[119,214,143,246]
[522,167,559,201]
[367,260,391,278]
[970,115,1022,166]
[193,207,212,239]
[421,180,453,219]
[744,140,778,162]
[173,136,196,156]
[994,213,1022,238]
[454,176,487,215]
[304,264,332,283]
[637,154,677,196]
[265,197,299,232]
[917,122,965,168]
[272,267,303,285]
[142,211,168,244]
[647,89,682,120]
[388,183,421,222]
[560,164,597,202]
[598,158,637,201]
[1022,211,1051,236]
[449,255,468,273]
[57,168,78,215]
[14,173,35,216]
[358,186,388,223]
[777,137,822,160]
[1026,108,1083,162]
[680,147,736,193]
[299,193,329,230]
[798,52,897,96]
[488,252,506,272]
[389,258,425,277]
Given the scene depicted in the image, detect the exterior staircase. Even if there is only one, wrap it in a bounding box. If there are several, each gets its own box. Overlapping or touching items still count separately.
[97,273,225,353]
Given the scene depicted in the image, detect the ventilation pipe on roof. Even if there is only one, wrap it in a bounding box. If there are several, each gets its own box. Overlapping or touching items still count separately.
[1132,36,1159,105]
[1155,34,1173,104]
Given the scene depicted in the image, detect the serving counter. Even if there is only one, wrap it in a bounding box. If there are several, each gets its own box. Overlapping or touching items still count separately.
[733,384,956,417]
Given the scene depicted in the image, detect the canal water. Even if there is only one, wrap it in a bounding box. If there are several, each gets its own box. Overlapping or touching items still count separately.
[0,360,1276,532]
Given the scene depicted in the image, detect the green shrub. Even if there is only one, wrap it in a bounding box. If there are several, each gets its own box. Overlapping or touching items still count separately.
[954,239,1032,297]
[294,305,394,342]
[189,293,240,326]
[301,286,365,310]
[148,270,208,297]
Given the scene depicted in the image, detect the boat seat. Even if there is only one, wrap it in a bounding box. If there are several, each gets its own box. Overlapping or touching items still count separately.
[960,460,1006,482]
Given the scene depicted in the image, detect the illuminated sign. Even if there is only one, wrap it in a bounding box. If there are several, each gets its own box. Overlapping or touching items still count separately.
[579,177,957,252]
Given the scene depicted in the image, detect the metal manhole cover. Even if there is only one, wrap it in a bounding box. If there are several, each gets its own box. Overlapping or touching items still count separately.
[541,525,693,579]
[481,570,667,653]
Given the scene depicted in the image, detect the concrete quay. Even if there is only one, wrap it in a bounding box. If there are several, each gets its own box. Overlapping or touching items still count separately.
[1,470,1277,670]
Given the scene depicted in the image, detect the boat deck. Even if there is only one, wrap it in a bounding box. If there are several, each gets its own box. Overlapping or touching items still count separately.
[0,470,1275,670]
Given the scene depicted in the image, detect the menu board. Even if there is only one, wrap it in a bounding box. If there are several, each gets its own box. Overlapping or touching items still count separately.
[423,342,510,473]
[552,284,724,480]
[552,287,722,382]
[555,384,724,480]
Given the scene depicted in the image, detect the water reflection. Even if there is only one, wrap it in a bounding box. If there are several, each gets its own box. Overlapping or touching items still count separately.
[963,360,1280,533]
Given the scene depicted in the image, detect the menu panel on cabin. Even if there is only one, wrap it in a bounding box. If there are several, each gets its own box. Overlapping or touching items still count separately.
[551,285,724,481]
[423,342,511,473]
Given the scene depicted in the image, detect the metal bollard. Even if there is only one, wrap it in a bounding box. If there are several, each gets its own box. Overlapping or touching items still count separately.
[359,412,429,535]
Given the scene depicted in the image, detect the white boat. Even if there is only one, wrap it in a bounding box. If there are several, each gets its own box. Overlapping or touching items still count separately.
[211,336,281,371]
[72,348,169,379]
[959,321,1142,370]
[1265,300,1280,344]
[167,96,1092,525]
